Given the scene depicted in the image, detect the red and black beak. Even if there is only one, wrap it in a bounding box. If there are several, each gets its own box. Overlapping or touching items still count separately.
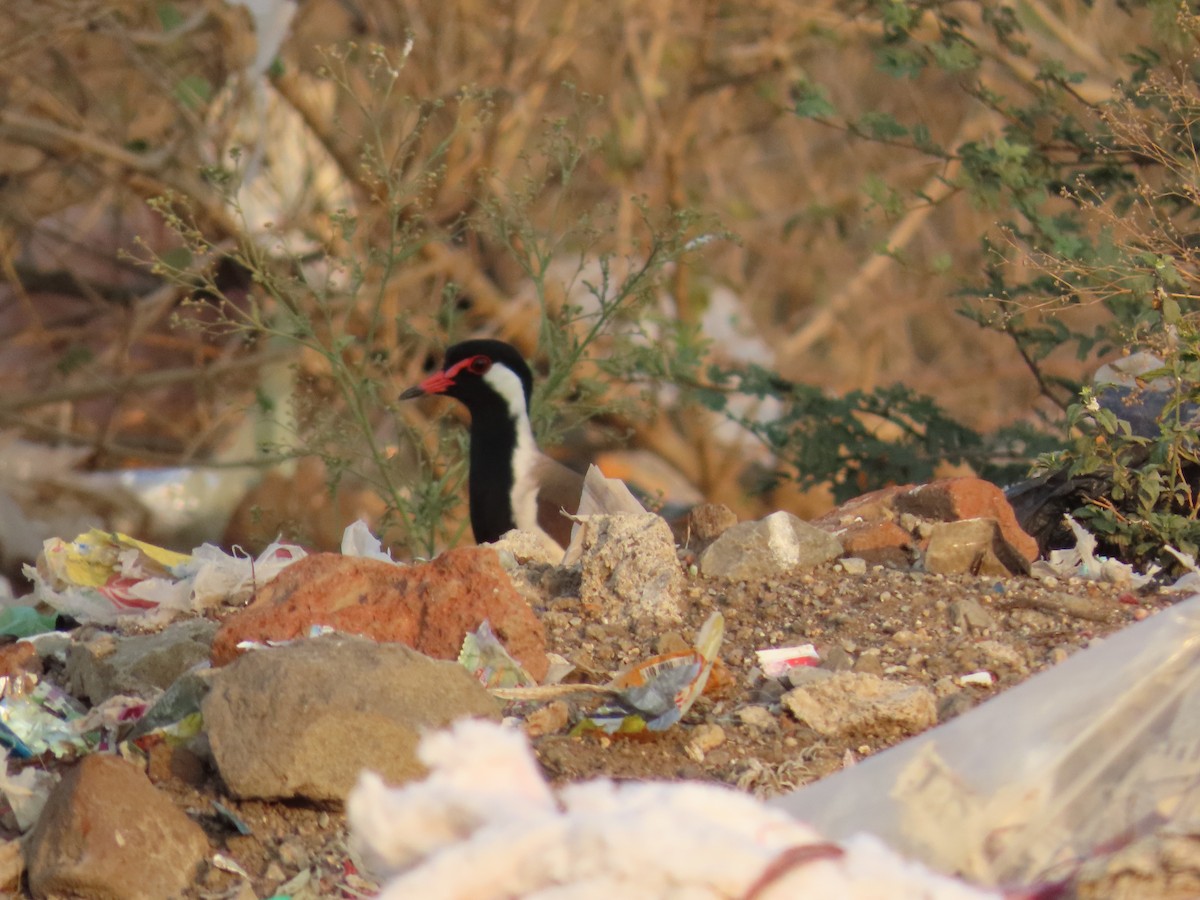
[399,357,476,400]
[399,371,451,400]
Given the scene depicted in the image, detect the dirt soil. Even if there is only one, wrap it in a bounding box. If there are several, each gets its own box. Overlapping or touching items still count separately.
[121,561,1169,899]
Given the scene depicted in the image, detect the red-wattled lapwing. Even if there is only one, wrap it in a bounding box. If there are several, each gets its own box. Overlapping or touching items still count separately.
[400,339,585,549]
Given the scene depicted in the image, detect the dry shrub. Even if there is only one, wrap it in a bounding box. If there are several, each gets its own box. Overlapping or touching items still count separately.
[0,0,1168,534]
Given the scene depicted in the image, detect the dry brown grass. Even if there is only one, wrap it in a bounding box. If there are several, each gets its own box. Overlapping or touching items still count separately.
[0,0,1163,530]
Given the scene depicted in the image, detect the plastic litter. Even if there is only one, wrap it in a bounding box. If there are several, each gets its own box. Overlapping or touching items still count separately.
[482,612,725,734]
[126,665,211,743]
[1030,514,1159,587]
[212,800,253,835]
[0,674,90,758]
[1163,544,1200,593]
[573,610,723,733]
[0,751,54,830]
[346,718,998,899]
[773,590,1200,887]
[235,623,336,653]
[459,621,536,689]
[341,518,399,563]
[23,528,307,624]
[0,607,57,639]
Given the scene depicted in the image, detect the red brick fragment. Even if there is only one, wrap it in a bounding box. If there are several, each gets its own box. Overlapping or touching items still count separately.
[210,548,548,681]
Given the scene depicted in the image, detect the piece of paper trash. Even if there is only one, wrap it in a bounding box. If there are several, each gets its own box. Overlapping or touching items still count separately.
[459,621,536,689]
[575,610,724,734]
[756,644,820,678]
[24,529,306,624]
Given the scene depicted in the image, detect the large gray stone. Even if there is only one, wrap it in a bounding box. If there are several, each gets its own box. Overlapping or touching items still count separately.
[24,754,208,900]
[700,511,842,580]
[578,513,684,625]
[66,618,217,703]
[923,518,1030,577]
[202,635,502,801]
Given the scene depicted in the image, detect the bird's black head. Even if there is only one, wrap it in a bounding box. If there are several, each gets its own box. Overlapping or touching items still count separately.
[400,339,534,417]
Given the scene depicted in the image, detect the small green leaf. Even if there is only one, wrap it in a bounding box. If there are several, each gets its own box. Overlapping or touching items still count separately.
[930,38,980,72]
[792,81,835,119]
[160,246,192,270]
[157,3,184,31]
[174,75,212,109]
[858,111,909,141]
[877,47,925,79]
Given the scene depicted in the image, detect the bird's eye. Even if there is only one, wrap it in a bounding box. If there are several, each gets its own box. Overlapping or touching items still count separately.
[468,356,492,375]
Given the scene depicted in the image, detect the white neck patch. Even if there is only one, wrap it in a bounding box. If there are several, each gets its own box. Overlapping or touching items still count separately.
[483,364,529,419]
[484,364,542,534]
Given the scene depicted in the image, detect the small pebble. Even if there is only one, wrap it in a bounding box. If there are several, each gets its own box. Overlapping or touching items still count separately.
[958,670,995,687]
[737,705,778,730]
[524,701,570,737]
[687,723,726,760]
[840,557,867,575]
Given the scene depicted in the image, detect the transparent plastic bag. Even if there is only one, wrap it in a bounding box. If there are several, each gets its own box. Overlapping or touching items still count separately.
[773,592,1200,886]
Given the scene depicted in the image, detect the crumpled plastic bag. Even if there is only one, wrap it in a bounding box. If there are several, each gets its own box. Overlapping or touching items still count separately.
[23,528,307,624]
[341,519,399,563]
[773,590,1200,886]
[0,751,54,830]
[1030,514,1159,587]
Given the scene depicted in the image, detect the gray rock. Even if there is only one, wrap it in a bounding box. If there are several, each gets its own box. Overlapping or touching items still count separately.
[936,690,975,723]
[202,635,502,801]
[972,639,1029,676]
[578,513,684,625]
[24,754,208,900]
[786,665,835,689]
[948,597,996,632]
[820,645,855,672]
[852,648,885,676]
[839,557,868,575]
[699,511,842,580]
[66,618,218,704]
[923,518,1030,577]
[782,671,937,739]
[736,705,779,730]
[749,678,786,705]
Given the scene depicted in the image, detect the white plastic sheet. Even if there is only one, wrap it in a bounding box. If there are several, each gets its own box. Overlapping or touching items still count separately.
[774,592,1200,886]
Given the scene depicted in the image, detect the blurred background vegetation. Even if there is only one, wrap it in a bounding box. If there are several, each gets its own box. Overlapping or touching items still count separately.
[0,0,1196,561]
